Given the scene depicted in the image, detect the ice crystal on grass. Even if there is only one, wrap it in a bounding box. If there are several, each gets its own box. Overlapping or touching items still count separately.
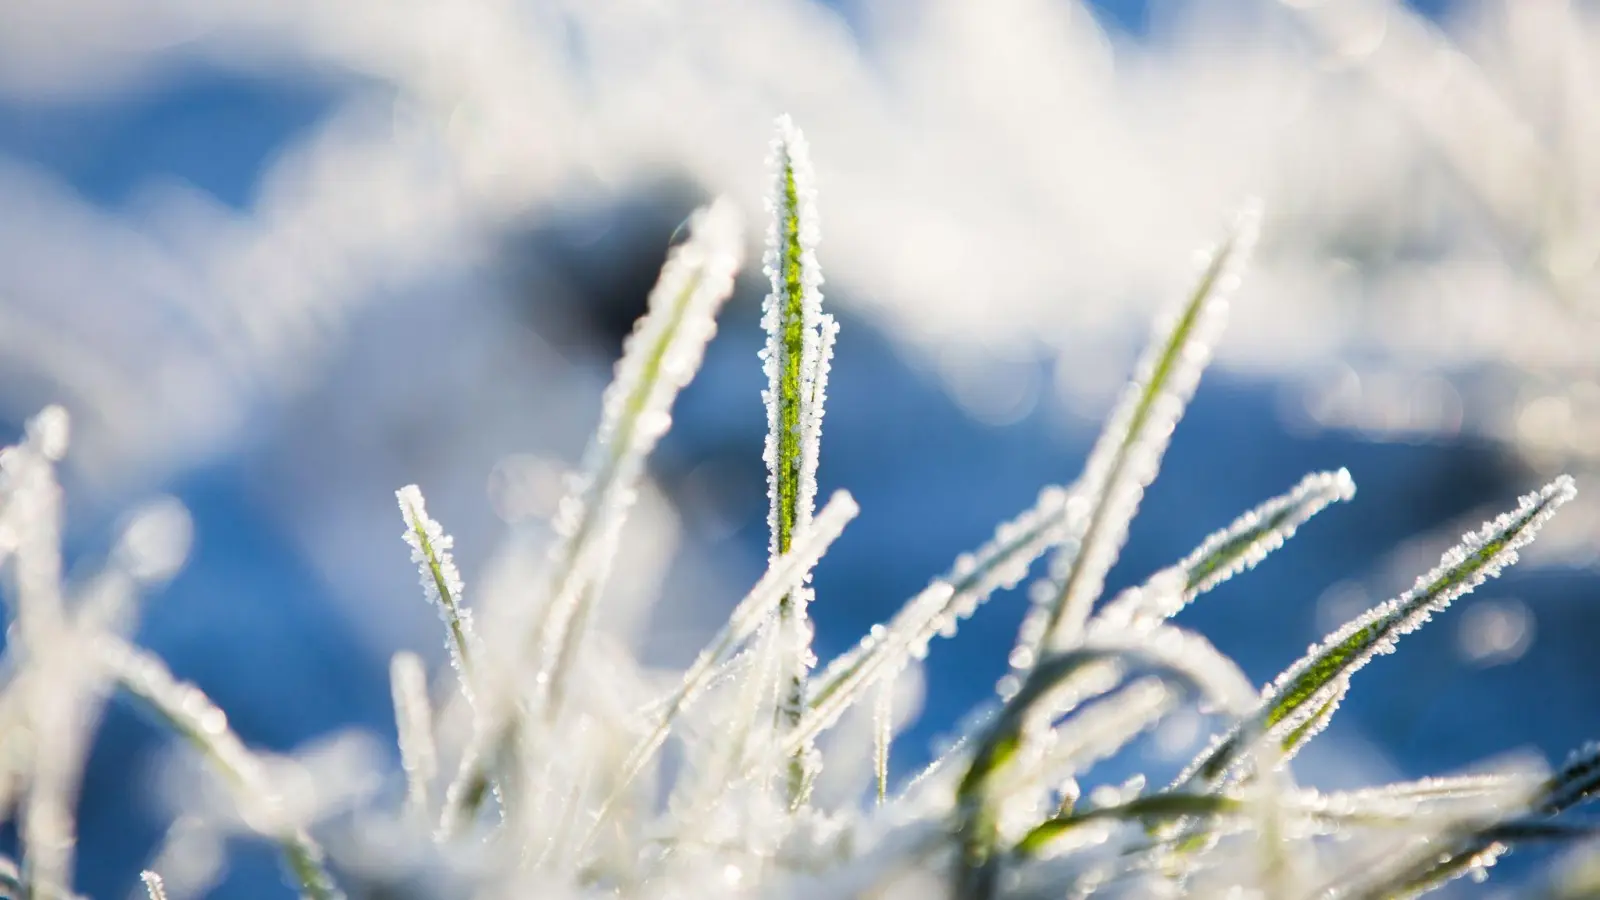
[6,119,1600,900]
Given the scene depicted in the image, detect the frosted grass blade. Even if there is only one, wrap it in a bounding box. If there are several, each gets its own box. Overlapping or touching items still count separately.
[389,651,437,826]
[1184,476,1576,787]
[100,637,342,900]
[1020,205,1260,660]
[954,623,1254,898]
[761,115,834,803]
[396,486,478,704]
[140,871,170,900]
[1097,469,1356,626]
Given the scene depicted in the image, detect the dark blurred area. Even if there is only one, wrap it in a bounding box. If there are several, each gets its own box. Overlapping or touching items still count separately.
[0,0,1597,896]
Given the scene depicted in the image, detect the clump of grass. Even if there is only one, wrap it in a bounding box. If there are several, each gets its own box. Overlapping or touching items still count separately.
[0,117,1594,900]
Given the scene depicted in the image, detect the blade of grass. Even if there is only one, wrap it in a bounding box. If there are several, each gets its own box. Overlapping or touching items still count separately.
[761,115,835,806]
[1096,469,1355,627]
[1017,205,1260,662]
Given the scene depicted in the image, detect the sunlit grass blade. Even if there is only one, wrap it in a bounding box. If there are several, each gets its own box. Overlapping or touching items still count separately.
[395,486,477,704]
[1182,475,1576,788]
[1097,469,1355,626]
[761,115,834,805]
[389,651,437,827]
[1018,204,1261,663]
[802,484,1080,748]
[100,637,342,900]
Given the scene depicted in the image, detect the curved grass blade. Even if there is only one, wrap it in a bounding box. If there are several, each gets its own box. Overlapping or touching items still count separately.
[1182,475,1576,787]
[100,637,342,900]
[1019,204,1261,662]
[955,624,1255,899]
[1017,793,1240,858]
[1097,469,1355,627]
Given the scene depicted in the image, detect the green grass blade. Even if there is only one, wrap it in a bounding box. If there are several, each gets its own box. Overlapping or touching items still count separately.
[1019,205,1261,662]
[954,624,1255,898]
[530,197,743,718]
[1016,794,1242,858]
[761,115,834,805]
[395,486,477,703]
[1097,469,1355,628]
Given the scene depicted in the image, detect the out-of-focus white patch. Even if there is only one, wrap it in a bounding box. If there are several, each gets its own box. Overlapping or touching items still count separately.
[1457,597,1535,667]
[115,496,194,584]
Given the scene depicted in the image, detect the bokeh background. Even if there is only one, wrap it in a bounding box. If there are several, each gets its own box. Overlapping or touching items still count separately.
[1,0,1599,895]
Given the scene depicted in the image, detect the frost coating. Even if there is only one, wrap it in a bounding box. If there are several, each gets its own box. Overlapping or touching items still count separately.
[396,485,478,704]
[1024,203,1262,659]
